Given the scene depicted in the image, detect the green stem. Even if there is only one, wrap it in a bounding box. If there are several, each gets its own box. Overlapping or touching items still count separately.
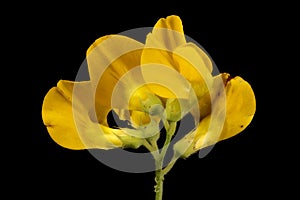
[143,140,159,161]
[162,157,178,175]
[154,165,164,200]
[154,121,177,200]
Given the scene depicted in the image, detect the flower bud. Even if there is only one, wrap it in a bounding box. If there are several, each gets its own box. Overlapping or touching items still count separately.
[166,98,181,122]
[141,93,163,115]
[166,98,192,122]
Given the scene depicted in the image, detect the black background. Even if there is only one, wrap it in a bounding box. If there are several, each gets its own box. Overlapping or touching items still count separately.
[5,1,294,199]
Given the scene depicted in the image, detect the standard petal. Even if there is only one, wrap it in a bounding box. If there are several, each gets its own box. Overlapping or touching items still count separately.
[142,15,184,71]
[141,16,213,100]
[154,15,185,34]
[42,80,123,150]
[87,34,144,81]
[86,35,145,109]
[141,15,185,72]
[148,15,186,50]
[140,16,188,98]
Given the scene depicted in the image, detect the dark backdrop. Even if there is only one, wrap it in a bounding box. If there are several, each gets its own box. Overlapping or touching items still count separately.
[6,1,291,199]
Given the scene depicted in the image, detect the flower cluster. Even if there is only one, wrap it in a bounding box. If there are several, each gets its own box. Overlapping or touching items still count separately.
[42,15,256,200]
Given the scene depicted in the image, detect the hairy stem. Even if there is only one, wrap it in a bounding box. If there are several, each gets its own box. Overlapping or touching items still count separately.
[154,122,177,200]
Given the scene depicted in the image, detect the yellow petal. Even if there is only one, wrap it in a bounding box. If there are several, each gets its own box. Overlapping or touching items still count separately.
[173,43,214,118]
[130,110,151,127]
[42,80,123,150]
[141,15,185,72]
[141,16,214,100]
[154,15,184,34]
[86,35,111,56]
[128,85,162,112]
[173,42,213,81]
[42,87,85,149]
[87,34,144,81]
[86,34,164,134]
[195,75,255,147]
[192,115,212,153]
[139,62,193,99]
[57,79,111,126]
[174,75,256,158]
[150,15,186,50]
[114,86,161,129]
[196,91,211,119]
[140,16,187,98]
[92,104,111,126]
[194,115,217,150]
[86,34,144,109]
[220,76,256,140]
[190,73,227,122]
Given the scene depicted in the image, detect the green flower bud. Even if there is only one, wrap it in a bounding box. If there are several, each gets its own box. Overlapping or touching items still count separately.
[141,93,163,115]
[166,98,182,122]
[149,104,164,116]
[166,98,192,122]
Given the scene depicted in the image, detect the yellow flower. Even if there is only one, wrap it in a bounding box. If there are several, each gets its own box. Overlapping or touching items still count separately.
[41,15,256,159]
[138,15,256,158]
[41,38,157,150]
